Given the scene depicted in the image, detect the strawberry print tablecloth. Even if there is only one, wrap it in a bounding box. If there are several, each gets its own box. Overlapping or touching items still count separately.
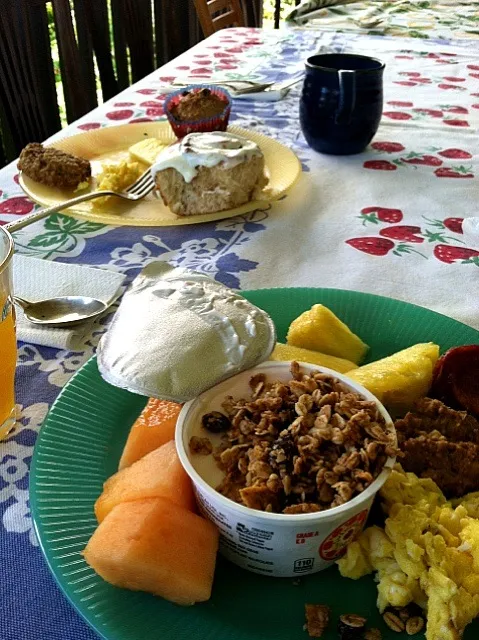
[0,25,478,640]
[287,0,479,41]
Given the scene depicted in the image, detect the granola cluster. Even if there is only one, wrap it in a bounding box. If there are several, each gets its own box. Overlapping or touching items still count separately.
[210,362,397,514]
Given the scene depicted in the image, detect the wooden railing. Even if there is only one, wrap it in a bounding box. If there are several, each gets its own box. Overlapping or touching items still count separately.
[0,0,297,166]
[273,0,302,28]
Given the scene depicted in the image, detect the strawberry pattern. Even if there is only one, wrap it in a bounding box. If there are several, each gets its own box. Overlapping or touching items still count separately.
[364,145,476,179]
[346,207,479,266]
[379,225,424,243]
[434,245,479,265]
[359,207,403,224]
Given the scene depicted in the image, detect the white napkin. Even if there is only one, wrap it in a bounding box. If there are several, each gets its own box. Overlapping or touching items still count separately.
[13,255,126,352]
[234,88,292,102]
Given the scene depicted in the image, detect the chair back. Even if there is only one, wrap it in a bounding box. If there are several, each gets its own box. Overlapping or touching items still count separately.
[193,0,245,37]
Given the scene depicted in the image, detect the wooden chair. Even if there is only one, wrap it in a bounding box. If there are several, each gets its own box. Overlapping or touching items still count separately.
[193,0,245,37]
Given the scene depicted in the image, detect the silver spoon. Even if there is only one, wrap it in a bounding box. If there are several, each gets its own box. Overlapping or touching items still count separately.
[14,296,110,327]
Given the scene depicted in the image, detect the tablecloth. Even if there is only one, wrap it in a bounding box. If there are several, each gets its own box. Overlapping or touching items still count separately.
[0,25,478,640]
[286,0,479,41]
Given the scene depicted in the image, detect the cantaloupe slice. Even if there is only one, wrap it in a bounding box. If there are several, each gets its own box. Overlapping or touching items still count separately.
[83,497,219,605]
[119,398,182,470]
[95,441,196,523]
[270,342,357,373]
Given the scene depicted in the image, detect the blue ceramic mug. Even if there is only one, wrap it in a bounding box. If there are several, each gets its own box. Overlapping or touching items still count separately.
[300,53,385,155]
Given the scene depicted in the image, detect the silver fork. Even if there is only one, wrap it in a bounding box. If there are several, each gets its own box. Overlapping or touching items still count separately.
[6,168,156,233]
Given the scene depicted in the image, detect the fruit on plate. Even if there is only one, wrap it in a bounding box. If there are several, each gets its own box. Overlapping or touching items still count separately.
[269,342,357,373]
[128,138,166,165]
[346,342,440,414]
[429,345,479,416]
[83,497,219,605]
[119,398,182,469]
[286,304,368,364]
[95,440,196,523]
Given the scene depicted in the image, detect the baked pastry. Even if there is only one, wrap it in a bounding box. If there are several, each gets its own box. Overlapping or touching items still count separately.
[18,142,91,189]
[171,88,226,121]
[164,85,231,138]
[152,132,268,216]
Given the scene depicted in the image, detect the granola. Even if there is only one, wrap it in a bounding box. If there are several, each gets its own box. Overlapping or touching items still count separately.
[208,362,397,514]
[305,604,331,638]
[189,435,213,455]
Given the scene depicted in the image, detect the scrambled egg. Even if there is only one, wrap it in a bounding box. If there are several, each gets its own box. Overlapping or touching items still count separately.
[74,180,90,192]
[338,465,479,640]
[93,161,142,209]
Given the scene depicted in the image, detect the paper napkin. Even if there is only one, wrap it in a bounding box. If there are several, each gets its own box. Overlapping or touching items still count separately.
[13,255,126,352]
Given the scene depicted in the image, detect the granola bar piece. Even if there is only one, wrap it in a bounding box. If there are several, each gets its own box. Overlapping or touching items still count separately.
[305,604,331,638]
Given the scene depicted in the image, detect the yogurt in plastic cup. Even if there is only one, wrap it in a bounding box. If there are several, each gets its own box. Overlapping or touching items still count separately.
[176,361,396,578]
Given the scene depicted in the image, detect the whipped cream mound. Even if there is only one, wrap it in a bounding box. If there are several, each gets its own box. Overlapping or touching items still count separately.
[150,131,264,183]
[97,262,276,403]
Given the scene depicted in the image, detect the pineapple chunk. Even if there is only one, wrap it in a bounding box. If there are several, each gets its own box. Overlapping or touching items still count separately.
[286,304,368,364]
[129,138,166,165]
[270,343,357,374]
[346,342,440,415]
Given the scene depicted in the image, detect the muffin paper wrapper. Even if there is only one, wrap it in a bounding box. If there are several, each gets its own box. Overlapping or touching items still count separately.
[164,85,232,138]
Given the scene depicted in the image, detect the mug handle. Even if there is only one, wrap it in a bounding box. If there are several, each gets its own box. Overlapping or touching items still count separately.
[335,70,356,125]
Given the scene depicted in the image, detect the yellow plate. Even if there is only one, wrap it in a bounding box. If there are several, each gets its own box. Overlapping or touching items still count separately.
[19,123,302,227]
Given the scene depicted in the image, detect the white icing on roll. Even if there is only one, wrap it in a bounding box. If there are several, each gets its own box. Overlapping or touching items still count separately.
[151,131,263,183]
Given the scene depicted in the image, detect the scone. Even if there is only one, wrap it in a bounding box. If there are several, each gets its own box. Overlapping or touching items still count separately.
[152,132,268,216]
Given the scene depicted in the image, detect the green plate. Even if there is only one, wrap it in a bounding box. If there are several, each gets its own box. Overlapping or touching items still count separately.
[30,288,479,640]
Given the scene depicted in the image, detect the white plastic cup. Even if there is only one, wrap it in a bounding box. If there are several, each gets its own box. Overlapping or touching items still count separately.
[176,362,396,578]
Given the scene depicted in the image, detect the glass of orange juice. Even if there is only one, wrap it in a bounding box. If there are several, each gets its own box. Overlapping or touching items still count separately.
[0,226,16,440]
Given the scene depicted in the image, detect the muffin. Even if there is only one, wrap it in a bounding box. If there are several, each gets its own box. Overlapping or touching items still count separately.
[18,142,91,189]
[152,132,268,216]
[164,85,231,138]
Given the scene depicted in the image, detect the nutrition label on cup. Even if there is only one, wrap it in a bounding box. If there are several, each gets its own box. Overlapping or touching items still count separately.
[235,522,274,550]
[196,492,232,531]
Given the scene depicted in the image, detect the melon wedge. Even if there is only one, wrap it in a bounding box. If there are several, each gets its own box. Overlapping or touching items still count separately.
[119,398,182,469]
[84,497,219,605]
[95,440,196,523]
